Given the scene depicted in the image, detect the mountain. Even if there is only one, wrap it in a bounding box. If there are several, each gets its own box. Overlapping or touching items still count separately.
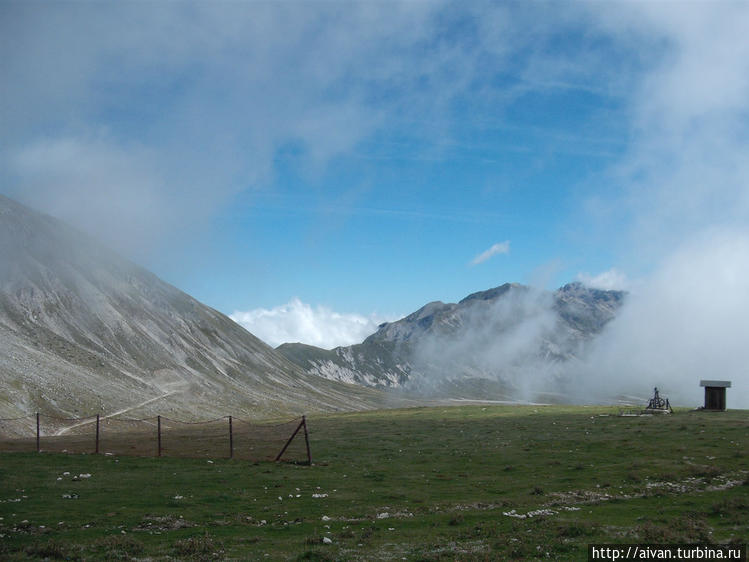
[0,194,389,422]
[278,282,625,401]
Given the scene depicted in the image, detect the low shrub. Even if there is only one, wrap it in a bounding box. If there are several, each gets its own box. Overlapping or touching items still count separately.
[173,533,223,561]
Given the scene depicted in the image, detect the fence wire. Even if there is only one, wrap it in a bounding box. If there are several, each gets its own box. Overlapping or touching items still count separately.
[0,414,310,463]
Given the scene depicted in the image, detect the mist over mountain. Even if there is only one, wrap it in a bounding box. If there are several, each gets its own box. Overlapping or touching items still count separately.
[278,282,625,402]
[0,195,388,421]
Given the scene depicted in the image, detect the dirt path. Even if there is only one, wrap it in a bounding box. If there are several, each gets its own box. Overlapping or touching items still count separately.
[54,391,176,436]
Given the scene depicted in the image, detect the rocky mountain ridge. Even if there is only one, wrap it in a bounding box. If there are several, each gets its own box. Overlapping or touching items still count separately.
[278,281,625,400]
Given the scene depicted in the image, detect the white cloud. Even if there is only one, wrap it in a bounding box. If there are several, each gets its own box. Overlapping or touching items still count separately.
[0,3,600,260]
[573,4,749,408]
[6,136,176,257]
[230,299,397,349]
[576,268,630,291]
[576,230,749,408]
[470,241,510,266]
[0,2,441,255]
[584,3,749,260]
[410,286,559,402]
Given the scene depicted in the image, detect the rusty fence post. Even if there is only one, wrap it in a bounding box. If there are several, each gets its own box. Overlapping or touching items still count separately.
[95,414,100,454]
[157,415,162,457]
[36,412,40,453]
[228,416,233,459]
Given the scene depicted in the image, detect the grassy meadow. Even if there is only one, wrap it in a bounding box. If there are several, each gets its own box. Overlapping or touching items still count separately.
[1,404,747,560]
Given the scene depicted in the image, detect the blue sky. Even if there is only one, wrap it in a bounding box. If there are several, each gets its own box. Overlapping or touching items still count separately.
[3,1,749,350]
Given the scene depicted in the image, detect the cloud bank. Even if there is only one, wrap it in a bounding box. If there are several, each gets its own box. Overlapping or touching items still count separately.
[1,2,545,259]
[408,287,561,402]
[0,2,635,259]
[480,4,749,407]
[569,3,749,406]
[575,230,749,408]
[231,299,395,349]
[393,1,749,408]
[0,2,438,256]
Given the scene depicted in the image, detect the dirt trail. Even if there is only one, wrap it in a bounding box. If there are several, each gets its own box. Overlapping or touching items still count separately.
[54,391,176,436]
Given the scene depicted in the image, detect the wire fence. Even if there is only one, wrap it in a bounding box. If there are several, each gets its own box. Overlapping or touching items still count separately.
[0,413,311,464]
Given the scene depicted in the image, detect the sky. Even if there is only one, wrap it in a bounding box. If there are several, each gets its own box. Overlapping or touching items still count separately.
[2,1,749,354]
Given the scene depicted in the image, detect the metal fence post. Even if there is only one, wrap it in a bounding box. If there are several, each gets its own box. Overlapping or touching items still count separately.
[36,412,40,453]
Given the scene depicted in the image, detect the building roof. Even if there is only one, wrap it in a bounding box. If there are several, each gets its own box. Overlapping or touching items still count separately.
[699,380,731,388]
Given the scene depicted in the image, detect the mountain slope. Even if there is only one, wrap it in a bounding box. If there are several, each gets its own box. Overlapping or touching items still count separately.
[278,282,625,400]
[0,194,389,421]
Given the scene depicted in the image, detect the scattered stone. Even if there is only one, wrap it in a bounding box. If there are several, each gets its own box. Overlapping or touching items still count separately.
[132,515,193,532]
[503,508,557,519]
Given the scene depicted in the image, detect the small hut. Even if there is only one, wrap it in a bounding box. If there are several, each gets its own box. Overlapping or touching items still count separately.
[699,380,731,411]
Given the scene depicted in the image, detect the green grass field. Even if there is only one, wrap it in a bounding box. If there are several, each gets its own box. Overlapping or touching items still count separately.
[1,404,747,560]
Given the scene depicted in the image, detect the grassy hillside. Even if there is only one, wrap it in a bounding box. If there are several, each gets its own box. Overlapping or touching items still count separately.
[1,405,747,560]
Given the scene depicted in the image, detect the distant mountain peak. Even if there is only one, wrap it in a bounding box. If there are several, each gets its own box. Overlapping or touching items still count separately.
[279,281,626,400]
[458,282,526,304]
